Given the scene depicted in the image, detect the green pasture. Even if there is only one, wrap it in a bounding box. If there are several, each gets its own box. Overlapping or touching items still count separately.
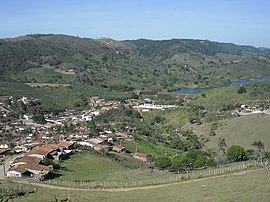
[53,153,171,183]
[12,168,270,202]
[205,114,270,150]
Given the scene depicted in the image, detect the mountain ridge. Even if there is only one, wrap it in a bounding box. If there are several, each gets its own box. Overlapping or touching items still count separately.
[0,34,269,90]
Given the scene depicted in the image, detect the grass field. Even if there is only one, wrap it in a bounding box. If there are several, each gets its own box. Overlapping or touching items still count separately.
[25,83,71,87]
[137,141,178,157]
[53,153,172,183]
[10,168,270,202]
[13,66,74,83]
[191,82,270,111]
[141,108,190,128]
[204,114,270,150]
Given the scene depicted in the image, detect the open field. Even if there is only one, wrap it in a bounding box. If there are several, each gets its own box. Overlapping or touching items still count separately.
[204,114,270,150]
[25,83,71,87]
[137,141,179,157]
[53,153,171,183]
[141,108,190,128]
[12,66,74,83]
[191,82,270,111]
[9,168,270,202]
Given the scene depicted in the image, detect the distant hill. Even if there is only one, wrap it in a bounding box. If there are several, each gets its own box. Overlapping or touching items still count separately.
[0,34,270,90]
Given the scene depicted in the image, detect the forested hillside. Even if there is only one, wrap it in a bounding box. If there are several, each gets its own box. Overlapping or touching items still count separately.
[1,34,270,91]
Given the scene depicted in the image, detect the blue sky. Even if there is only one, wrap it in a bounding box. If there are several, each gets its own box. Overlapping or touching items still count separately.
[1,0,270,47]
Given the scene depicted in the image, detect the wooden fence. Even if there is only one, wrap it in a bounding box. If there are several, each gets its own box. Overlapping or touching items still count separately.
[43,161,259,189]
[0,183,35,197]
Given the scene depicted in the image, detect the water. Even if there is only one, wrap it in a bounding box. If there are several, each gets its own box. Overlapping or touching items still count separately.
[173,76,269,94]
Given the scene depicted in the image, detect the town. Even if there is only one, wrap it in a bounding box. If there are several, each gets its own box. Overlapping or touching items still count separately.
[0,95,179,180]
[1,94,270,181]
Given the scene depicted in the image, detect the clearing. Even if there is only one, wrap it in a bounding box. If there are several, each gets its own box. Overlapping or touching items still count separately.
[52,153,172,183]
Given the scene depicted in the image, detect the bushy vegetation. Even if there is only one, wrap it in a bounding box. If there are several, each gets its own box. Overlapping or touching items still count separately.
[1,34,270,91]
[227,145,247,162]
[192,81,270,111]
[168,150,217,172]
[0,81,136,112]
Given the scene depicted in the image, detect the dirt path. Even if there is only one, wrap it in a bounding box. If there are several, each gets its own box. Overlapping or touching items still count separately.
[10,168,260,192]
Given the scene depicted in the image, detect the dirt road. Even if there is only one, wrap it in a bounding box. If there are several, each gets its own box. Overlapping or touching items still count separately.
[9,168,260,192]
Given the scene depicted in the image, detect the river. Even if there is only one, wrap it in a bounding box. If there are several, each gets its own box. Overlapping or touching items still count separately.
[172,76,269,94]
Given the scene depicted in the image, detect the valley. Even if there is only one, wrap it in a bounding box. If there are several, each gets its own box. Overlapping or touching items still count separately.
[0,34,270,201]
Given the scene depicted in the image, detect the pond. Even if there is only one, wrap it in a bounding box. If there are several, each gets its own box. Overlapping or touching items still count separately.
[172,76,269,94]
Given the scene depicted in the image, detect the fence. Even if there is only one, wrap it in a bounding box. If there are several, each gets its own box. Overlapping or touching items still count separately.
[0,183,35,198]
[43,160,259,189]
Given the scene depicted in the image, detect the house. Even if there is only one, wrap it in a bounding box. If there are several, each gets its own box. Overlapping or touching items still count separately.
[28,143,73,160]
[23,114,33,120]
[45,117,65,125]
[133,152,150,162]
[28,144,58,159]
[0,96,10,104]
[78,138,103,148]
[112,145,126,153]
[13,163,51,180]
[98,135,109,141]
[7,167,33,178]
[11,156,42,167]
[0,144,9,149]
[23,142,43,152]
[94,145,111,151]
[13,146,26,154]
[45,122,59,128]
[21,119,34,125]
[116,132,133,140]
[81,114,93,122]
[0,149,12,157]
[78,141,95,148]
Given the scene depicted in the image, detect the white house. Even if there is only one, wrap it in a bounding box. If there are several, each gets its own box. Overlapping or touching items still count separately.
[7,167,33,178]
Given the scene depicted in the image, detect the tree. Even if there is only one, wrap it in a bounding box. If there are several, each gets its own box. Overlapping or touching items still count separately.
[32,113,46,124]
[227,145,247,162]
[237,86,247,94]
[194,155,208,168]
[209,130,216,136]
[216,138,227,163]
[169,155,189,172]
[252,140,265,165]
[154,156,171,169]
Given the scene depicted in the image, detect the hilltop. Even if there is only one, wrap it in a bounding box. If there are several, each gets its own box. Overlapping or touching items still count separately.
[1,34,270,91]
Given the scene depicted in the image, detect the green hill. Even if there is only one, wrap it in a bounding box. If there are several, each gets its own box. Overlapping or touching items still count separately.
[1,34,270,91]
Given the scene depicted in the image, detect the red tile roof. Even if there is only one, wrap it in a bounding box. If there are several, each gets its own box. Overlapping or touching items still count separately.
[28,143,72,156]
[17,163,51,171]
[112,145,126,152]
[9,166,29,174]
[0,96,10,101]
[94,145,111,150]
[13,156,42,164]
[28,144,59,156]
[57,142,72,148]
[134,152,149,159]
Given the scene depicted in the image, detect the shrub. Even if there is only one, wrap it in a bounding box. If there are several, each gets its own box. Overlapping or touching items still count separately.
[237,86,247,94]
[227,145,247,162]
[154,156,171,169]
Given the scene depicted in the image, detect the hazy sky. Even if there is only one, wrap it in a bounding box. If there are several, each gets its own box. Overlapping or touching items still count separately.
[1,0,270,47]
